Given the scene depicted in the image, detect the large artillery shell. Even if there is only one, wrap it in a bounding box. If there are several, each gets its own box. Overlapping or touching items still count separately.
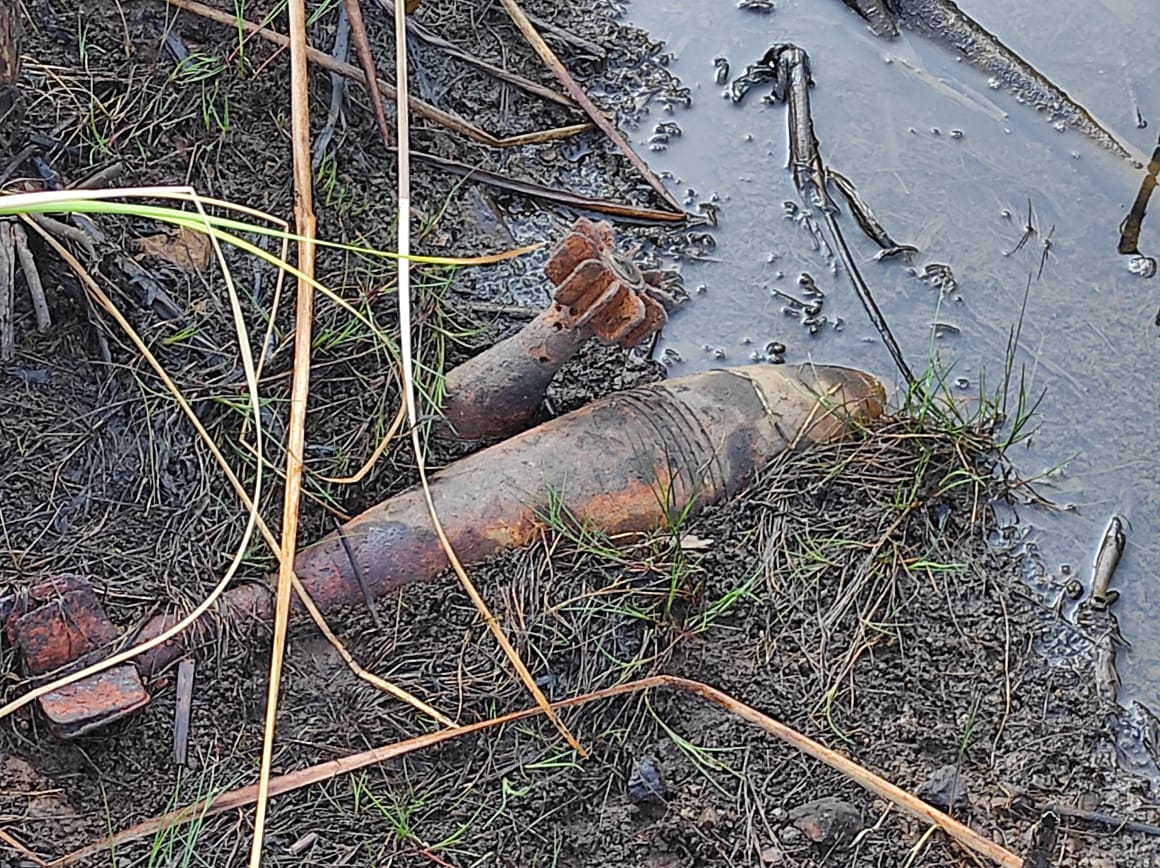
[129,363,882,677]
[293,363,883,611]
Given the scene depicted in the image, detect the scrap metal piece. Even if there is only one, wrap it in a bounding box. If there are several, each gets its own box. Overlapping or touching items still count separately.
[441,217,671,441]
[39,666,150,738]
[5,575,149,737]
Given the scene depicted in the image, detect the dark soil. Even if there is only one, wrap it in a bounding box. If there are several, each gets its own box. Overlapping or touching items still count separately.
[1,1,1157,866]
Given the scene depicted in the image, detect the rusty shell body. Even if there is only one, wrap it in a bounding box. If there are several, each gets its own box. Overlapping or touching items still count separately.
[294,363,882,610]
[128,363,882,676]
[439,303,584,441]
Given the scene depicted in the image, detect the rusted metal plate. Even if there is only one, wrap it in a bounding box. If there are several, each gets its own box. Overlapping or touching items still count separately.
[2,575,150,738]
[7,577,119,673]
[38,664,150,739]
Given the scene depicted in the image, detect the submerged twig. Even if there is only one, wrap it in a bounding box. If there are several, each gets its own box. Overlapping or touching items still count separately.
[1120,136,1160,284]
[739,44,916,387]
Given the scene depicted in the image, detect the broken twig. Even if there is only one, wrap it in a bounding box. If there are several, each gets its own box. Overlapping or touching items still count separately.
[168,0,588,150]
[406,148,685,224]
[497,0,684,215]
[341,0,392,149]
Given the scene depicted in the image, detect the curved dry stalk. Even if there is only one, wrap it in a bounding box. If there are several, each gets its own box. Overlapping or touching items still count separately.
[389,0,584,756]
[316,390,407,485]
[0,212,264,722]
[49,675,1024,868]
[2,199,452,744]
[248,0,319,858]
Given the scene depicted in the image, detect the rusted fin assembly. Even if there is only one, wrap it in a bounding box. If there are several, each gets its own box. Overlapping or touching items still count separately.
[440,217,672,441]
[2,363,884,737]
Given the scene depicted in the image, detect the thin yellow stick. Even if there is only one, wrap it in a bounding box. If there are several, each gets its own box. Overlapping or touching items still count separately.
[248,0,318,859]
[389,0,583,756]
[51,675,1024,868]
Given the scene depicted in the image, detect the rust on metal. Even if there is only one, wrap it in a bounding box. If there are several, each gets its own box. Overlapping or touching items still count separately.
[3,364,883,736]
[440,217,671,441]
[4,575,149,737]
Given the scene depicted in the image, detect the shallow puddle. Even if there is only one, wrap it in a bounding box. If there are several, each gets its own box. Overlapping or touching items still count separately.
[626,0,1160,742]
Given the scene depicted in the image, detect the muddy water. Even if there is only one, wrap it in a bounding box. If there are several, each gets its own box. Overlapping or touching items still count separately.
[626,0,1160,744]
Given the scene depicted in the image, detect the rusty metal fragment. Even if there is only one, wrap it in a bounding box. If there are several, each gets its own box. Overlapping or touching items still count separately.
[441,217,672,440]
[4,575,149,737]
[3,363,884,735]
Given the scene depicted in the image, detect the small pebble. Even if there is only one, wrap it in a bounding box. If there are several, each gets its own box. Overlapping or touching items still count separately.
[628,755,666,803]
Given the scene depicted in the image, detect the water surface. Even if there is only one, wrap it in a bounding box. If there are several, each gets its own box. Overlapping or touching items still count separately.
[626,0,1160,738]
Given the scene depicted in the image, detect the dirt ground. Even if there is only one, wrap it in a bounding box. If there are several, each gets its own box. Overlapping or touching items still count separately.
[1,0,1158,866]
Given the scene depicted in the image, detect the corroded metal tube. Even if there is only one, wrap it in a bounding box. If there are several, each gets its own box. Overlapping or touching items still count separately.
[440,218,670,441]
[439,303,585,440]
[124,364,883,679]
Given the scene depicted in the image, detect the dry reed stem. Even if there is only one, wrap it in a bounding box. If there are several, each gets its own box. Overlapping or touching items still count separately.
[167,0,589,149]
[389,0,584,757]
[248,0,319,858]
[497,0,684,215]
[49,676,1024,868]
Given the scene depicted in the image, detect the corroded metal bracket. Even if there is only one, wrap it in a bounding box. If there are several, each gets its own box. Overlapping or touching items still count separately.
[3,575,149,738]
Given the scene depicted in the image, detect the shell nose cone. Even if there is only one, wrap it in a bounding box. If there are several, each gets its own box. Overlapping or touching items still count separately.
[802,364,887,421]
